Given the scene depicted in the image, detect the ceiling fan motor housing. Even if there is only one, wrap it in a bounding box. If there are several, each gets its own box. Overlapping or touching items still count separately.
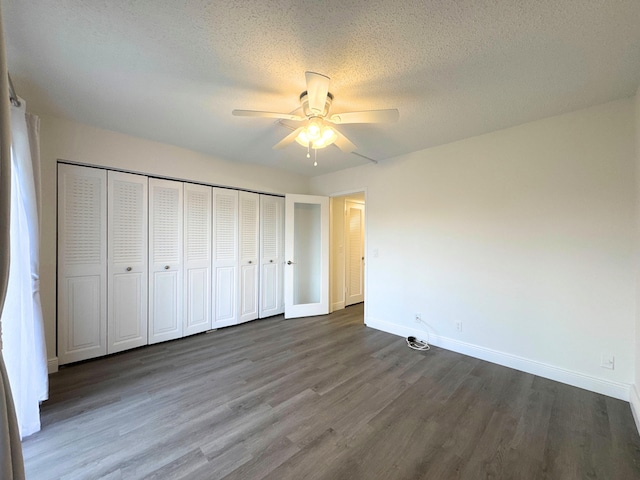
[299,91,334,118]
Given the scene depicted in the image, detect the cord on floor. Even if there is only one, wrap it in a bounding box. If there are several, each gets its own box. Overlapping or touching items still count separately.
[406,336,430,351]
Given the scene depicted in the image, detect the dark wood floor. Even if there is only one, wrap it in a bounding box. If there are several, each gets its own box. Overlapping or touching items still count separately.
[23,304,640,479]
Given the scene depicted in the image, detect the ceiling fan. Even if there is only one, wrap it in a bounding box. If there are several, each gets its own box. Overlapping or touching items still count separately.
[232,72,399,156]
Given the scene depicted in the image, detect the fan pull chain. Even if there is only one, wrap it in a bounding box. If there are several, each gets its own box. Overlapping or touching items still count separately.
[314,148,317,167]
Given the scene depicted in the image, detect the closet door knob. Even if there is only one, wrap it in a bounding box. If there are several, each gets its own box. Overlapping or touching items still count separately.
[269,259,273,263]
[164,265,170,270]
[126,267,132,272]
[248,260,252,264]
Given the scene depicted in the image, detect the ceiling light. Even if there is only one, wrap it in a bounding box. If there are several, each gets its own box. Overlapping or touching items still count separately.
[295,118,337,150]
[306,117,322,140]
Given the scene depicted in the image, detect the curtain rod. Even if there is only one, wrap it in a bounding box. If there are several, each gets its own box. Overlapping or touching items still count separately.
[8,73,20,107]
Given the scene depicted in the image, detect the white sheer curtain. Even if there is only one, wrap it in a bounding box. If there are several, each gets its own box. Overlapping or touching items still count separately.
[1,98,48,439]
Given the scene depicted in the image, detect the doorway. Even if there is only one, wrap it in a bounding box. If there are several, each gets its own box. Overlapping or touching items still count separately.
[330,191,365,311]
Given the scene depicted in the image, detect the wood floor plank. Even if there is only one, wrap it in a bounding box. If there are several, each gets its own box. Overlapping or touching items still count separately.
[22,303,640,479]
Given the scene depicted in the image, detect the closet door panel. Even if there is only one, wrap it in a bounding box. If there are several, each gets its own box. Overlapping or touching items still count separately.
[149,178,183,343]
[184,183,212,336]
[240,263,258,319]
[107,171,148,354]
[152,271,179,332]
[63,276,102,352]
[239,192,259,324]
[260,263,278,313]
[111,274,143,339]
[57,164,107,365]
[259,195,284,318]
[212,188,238,328]
[186,268,208,329]
[215,266,236,320]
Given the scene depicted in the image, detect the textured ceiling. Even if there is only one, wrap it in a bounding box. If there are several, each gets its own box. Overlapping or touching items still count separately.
[4,1,640,177]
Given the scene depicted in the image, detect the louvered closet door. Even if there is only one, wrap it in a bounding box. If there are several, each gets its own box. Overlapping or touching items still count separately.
[149,178,184,344]
[238,191,259,324]
[184,183,212,336]
[57,164,107,365]
[212,188,238,328]
[107,171,148,354]
[345,200,365,306]
[259,195,284,318]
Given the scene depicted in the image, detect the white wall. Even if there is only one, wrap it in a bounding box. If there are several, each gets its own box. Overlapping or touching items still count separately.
[312,98,637,399]
[633,86,640,426]
[40,115,310,365]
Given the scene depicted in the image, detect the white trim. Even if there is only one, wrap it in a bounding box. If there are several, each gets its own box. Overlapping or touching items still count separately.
[328,187,368,199]
[365,316,631,401]
[47,357,58,374]
[630,385,640,436]
[327,187,368,327]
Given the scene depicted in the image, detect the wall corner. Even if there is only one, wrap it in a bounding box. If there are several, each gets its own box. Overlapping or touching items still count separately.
[631,384,640,436]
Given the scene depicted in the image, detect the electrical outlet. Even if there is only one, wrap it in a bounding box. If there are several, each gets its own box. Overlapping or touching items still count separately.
[415,313,422,323]
[601,353,615,370]
[455,321,463,332]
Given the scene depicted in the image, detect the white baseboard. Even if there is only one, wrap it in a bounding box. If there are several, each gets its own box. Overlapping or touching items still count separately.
[630,385,640,436]
[47,357,58,374]
[365,317,630,401]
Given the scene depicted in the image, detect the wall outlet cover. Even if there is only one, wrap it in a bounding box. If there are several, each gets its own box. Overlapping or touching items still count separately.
[600,353,615,370]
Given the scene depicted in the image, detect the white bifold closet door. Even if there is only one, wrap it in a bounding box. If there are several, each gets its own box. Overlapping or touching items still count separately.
[259,195,284,318]
[183,183,212,336]
[212,188,238,328]
[57,164,107,365]
[238,191,259,324]
[107,171,148,354]
[149,178,184,344]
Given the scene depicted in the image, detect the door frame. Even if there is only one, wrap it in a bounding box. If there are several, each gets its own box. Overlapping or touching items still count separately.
[344,198,365,307]
[328,188,367,323]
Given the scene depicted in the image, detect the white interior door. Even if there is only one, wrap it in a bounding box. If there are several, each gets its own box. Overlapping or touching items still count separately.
[213,188,238,328]
[284,194,329,319]
[345,200,365,306]
[107,171,148,354]
[183,183,212,336]
[149,178,183,344]
[259,195,284,318]
[238,191,259,324]
[57,164,107,365]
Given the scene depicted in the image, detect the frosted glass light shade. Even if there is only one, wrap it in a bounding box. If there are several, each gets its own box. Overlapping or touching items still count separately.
[295,122,338,150]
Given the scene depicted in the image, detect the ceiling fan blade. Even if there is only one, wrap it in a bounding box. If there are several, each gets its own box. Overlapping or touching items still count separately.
[233,110,304,122]
[332,127,357,153]
[305,71,330,115]
[277,118,301,130]
[329,109,399,124]
[273,126,305,150]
